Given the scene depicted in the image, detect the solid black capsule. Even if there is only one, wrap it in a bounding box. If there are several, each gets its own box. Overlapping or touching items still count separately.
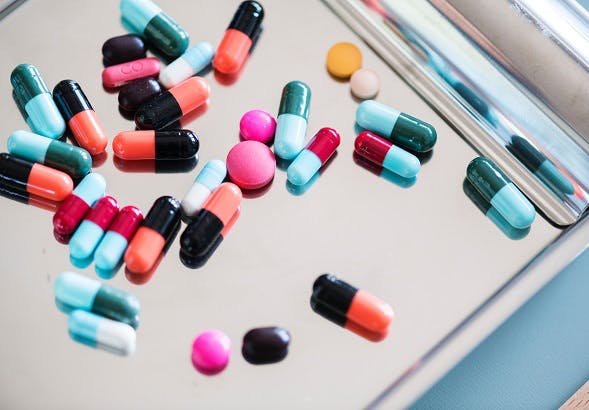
[242,327,291,365]
[102,34,147,66]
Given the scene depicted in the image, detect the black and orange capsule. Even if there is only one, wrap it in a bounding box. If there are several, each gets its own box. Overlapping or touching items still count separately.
[112,130,199,160]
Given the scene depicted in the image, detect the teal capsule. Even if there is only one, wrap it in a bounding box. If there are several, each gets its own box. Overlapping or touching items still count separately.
[10,64,65,139]
[68,310,136,356]
[160,42,215,88]
[466,157,535,229]
[7,130,91,178]
[275,81,311,160]
[120,0,189,59]
[356,100,437,152]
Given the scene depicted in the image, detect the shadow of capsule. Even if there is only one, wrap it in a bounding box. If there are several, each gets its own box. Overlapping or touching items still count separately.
[113,156,198,173]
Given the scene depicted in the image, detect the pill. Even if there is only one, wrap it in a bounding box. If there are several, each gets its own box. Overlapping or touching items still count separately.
[68,310,136,356]
[311,274,394,342]
[135,77,210,130]
[214,1,264,74]
[356,100,437,152]
[113,156,197,173]
[326,42,362,79]
[0,184,60,212]
[12,89,35,131]
[102,34,147,66]
[507,135,574,196]
[53,80,108,155]
[191,329,231,375]
[242,327,290,365]
[180,183,242,259]
[124,196,181,274]
[0,153,72,201]
[287,127,340,186]
[181,159,226,219]
[120,0,189,59]
[118,78,162,112]
[226,141,275,190]
[94,206,143,275]
[160,42,215,88]
[101,57,160,88]
[239,109,276,144]
[274,81,311,160]
[466,157,535,229]
[113,130,199,160]
[350,68,380,100]
[354,131,420,178]
[353,152,417,189]
[10,64,66,139]
[53,173,106,235]
[7,130,91,179]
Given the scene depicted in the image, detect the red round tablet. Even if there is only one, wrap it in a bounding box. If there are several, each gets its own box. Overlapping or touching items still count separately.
[226,141,276,190]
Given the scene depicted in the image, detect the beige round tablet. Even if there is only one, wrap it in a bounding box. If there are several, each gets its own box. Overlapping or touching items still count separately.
[326,42,362,79]
[350,68,380,99]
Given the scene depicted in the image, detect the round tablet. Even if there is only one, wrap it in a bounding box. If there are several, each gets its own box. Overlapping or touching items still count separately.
[326,42,362,79]
[240,110,277,144]
[350,68,380,100]
[191,330,231,376]
[226,141,276,190]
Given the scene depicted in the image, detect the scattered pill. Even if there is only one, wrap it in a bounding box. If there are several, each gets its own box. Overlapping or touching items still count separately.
[354,131,420,178]
[356,100,437,152]
[226,141,275,190]
[181,159,226,219]
[274,81,311,160]
[353,152,417,189]
[101,57,160,88]
[120,0,189,59]
[239,109,276,144]
[160,42,215,88]
[102,34,147,66]
[68,309,136,356]
[191,329,231,375]
[10,64,65,139]
[135,76,210,130]
[118,78,162,112]
[113,130,199,160]
[242,327,290,365]
[287,127,340,186]
[326,42,362,79]
[214,1,264,74]
[466,157,535,229]
[350,68,380,100]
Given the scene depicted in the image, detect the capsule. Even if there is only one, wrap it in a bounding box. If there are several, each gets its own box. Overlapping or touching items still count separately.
[7,130,91,178]
[213,1,264,74]
[101,57,160,88]
[94,206,143,275]
[12,89,35,131]
[53,80,108,155]
[274,81,311,160]
[287,128,340,186]
[135,77,210,130]
[118,78,162,112]
[55,271,140,328]
[10,64,65,139]
[242,326,291,365]
[0,184,60,212]
[310,274,394,342]
[356,100,437,152]
[0,153,72,201]
[181,159,226,218]
[180,183,242,258]
[102,34,147,66]
[354,131,420,178]
[466,157,535,229]
[112,130,199,160]
[53,173,106,235]
[160,42,215,88]
[68,310,136,356]
[120,0,189,59]
[124,196,181,274]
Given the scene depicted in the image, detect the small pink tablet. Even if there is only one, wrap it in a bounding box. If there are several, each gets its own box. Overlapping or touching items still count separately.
[191,330,231,376]
[226,141,276,190]
[239,110,276,144]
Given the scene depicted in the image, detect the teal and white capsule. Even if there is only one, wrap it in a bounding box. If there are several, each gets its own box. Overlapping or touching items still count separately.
[160,42,215,88]
[466,157,535,229]
[274,81,311,160]
[68,310,136,356]
[7,130,91,178]
[356,100,437,152]
[10,64,65,139]
[55,271,140,328]
[181,159,226,218]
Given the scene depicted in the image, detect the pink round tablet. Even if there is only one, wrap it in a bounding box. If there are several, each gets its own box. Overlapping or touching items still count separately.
[191,330,231,376]
[226,141,276,190]
[239,110,277,144]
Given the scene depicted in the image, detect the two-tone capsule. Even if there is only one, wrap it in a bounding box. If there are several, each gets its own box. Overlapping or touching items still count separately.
[214,1,264,74]
[113,130,198,160]
[356,100,437,152]
[466,157,535,229]
[274,81,311,160]
[53,80,108,155]
[287,127,340,186]
[354,131,420,178]
[101,57,160,88]
[135,77,210,130]
[160,42,215,88]
[181,159,227,219]
[10,64,65,139]
[68,310,136,356]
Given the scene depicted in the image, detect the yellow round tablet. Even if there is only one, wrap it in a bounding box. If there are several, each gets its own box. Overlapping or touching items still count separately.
[326,42,362,79]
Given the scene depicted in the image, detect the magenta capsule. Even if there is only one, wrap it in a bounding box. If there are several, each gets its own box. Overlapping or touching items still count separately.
[286,128,340,186]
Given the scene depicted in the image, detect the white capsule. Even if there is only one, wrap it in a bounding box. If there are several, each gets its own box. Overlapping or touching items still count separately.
[181,159,226,218]
[68,310,136,356]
